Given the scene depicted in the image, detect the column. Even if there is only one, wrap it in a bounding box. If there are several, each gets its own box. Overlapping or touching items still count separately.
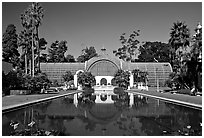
[129,73,134,88]
[74,74,77,88]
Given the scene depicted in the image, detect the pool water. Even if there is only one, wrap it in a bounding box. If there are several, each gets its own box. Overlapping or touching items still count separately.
[2,92,202,136]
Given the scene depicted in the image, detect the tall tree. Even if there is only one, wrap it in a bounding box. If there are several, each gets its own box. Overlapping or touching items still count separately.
[113,30,140,62]
[21,3,35,76]
[18,29,32,74]
[77,46,98,62]
[20,2,44,75]
[138,41,171,62]
[169,21,190,71]
[48,40,68,62]
[2,24,20,67]
[191,22,202,62]
[30,2,44,72]
[188,22,202,92]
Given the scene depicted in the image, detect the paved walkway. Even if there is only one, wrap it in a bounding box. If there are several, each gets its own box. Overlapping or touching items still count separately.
[2,90,80,112]
[127,87,202,110]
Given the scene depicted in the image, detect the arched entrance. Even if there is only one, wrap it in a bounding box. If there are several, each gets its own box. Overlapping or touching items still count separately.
[100,78,107,85]
[74,70,84,89]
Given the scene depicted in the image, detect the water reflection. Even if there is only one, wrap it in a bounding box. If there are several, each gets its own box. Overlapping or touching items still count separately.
[2,92,202,136]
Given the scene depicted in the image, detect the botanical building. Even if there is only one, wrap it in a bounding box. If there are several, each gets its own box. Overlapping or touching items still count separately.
[40,49,172,87]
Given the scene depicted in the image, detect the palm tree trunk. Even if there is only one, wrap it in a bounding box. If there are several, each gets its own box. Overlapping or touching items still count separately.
[29,59,32,76]
[36,26,40,73]
[25,49,27,74]
[32,30,35,77]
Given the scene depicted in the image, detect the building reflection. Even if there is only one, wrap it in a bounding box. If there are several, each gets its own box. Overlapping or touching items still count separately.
[2,91,202,136]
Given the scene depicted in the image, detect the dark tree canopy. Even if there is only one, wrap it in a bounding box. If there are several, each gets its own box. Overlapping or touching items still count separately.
[39,38,47,51]
[39,53,48,63]
[77,46,98,62]
[65,54,75,63]
[48,40,68,62]
[2,24,20,67]
[138,41,171,62]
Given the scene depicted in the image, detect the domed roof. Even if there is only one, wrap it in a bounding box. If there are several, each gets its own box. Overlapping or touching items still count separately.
[86,52,123,71]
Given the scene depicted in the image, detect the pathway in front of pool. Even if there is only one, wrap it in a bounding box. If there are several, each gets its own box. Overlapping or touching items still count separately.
[2,90,81,113]
[127,87,202,110]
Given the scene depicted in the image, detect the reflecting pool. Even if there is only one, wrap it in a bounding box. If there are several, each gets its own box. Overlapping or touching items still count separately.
[2,91,202,136]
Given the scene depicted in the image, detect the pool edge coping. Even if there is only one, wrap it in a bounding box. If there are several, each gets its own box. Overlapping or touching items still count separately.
[127,90,202,110]
[2,90,82,113]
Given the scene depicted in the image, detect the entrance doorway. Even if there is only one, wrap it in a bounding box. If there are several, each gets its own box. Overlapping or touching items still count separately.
[100,78,107,85]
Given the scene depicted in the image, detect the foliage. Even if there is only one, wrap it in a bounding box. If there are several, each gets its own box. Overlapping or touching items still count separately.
[62,71,74,82]
[164,64,193,90]
[77,46,98,62]
[138,41,171,62]
[51,80,60,87]
[48,40,68,62]
[167,22,202,93]
[2,69,25,95]
[65,54,75,62]
[168,21,190,70]
[23,73,51,93]
[113,30,140,62]
[113,69,130,89]
[39,53,48,62]
[166,60,202,92]
[188,23,202,92]
[2,24,20,67]
[10,129,66,136]
[20,2,45,74]
[77,71,96,88]
[39,38,47,51]
[191,23,202,62]
[132,69,148,84]
[64,80,77,90]
[18,29,32,73]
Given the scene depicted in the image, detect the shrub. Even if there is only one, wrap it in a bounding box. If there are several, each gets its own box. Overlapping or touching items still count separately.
[113,70,130,89]
[2,70,24,95]
[52,80,59,87]
[23,73,51,93]
[77,71,96,88]
[62,71,74,82]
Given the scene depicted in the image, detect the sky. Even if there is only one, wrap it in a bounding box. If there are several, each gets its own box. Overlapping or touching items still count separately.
[2,2,202,58]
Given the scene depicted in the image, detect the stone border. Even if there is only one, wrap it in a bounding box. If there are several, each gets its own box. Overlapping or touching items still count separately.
[2,91,82,113]
[127,90,202,110]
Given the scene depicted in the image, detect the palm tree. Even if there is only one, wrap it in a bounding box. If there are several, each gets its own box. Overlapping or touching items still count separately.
[20,2,44,76]
[18,29,32,74]
[169,21,190,71]
[30,2,44,73]
[20,7,34,75]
